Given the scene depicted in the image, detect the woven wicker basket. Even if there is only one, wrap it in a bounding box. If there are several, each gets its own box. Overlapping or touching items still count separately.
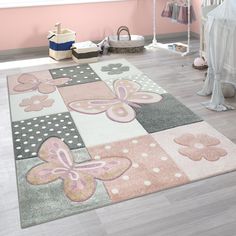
[108,26,145,53]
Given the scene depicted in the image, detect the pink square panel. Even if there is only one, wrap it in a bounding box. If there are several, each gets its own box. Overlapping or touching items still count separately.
[88,135,189,202]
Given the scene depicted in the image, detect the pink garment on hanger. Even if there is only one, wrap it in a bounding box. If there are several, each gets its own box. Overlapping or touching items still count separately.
[161,2,173,18]
[161,0,196,25]
[177,4,196,24]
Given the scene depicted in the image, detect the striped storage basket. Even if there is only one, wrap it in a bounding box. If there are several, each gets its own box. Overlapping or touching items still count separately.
[48,27,76,61]
[71,41,99,64]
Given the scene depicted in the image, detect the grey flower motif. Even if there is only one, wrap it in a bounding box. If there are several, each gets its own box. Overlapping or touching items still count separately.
[101,63,130,75]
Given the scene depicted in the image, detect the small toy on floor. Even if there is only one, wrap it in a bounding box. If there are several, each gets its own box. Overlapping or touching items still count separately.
[221,82,236,98]
[193,57,208,70]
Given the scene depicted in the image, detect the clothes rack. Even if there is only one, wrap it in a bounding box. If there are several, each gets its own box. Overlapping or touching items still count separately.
[146,0,193,56]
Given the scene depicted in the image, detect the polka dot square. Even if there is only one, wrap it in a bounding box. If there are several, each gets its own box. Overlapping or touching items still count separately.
[49,65,101,87]
[12,112,85,160]
[87,135,189,202]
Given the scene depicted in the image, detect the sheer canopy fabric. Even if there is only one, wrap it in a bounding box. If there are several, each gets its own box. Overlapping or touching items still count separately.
[198,0,236,111]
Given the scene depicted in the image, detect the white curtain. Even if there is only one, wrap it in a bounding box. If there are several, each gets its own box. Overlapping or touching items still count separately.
[198,0,236,111]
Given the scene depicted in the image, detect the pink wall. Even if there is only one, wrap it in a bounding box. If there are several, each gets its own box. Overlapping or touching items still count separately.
[191,0,201,35]
[0,0,200,51]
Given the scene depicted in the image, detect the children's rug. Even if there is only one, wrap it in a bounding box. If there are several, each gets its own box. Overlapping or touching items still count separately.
[8,59,236,228]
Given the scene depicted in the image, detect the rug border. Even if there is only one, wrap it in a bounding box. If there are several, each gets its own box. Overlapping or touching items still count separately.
[5,59,236,229]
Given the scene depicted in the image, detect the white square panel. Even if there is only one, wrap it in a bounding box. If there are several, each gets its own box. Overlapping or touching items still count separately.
[89,58,142,81]
[70,111,147,147]
[152,121,236,181]
[10,90,68,122]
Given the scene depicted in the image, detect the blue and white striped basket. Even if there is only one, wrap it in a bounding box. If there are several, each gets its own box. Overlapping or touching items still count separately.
[48,28,76,60]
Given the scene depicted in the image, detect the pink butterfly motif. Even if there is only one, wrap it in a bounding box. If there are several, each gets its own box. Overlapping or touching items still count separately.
[69,79,162,123]
[26,137,131,202]
[14,73,70,94]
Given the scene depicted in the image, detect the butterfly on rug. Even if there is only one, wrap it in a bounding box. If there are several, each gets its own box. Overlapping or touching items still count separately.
[14,73,69,94]
[26,137,131,202]
[69,79,162,123]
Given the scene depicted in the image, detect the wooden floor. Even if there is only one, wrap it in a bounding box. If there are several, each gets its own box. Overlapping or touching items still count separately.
[1,40,236,236]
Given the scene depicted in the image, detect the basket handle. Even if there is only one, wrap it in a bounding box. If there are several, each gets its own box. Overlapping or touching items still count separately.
[47,33,56,40]
[117,26,131,41]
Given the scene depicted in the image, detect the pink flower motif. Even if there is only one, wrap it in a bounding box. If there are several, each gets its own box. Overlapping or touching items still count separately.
[19,95,54,112]
[174,133,227,162]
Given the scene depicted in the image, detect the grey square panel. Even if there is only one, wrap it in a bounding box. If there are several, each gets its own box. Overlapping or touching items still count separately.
[12,112,85,160]
[134,94,202,133]
[49,65,101,87]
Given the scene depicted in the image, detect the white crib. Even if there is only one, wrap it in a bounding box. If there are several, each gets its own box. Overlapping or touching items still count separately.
[202,0,224,6]
[200,0,224,58]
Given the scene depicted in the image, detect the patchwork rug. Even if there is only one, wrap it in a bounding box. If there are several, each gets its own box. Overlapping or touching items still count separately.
[7,59,236,228]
